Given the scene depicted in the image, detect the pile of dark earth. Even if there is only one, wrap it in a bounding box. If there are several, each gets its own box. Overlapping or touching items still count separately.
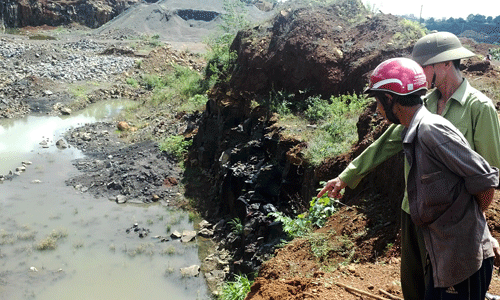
[64,122,183,205]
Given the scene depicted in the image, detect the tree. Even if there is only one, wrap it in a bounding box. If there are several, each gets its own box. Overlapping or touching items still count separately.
[494,16,500,25]
[467,14,486,23]
[474,14,486,23]
[425,17,435,25]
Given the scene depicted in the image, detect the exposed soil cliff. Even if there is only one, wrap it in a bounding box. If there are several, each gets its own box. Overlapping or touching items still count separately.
[186,0,417,280]
[0,0,140,28]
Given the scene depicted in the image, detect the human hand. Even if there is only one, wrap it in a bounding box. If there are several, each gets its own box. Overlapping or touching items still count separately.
[492,237,500,267]
[317,178,347,199]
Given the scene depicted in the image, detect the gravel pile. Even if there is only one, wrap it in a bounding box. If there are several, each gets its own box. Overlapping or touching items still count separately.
[0,39,135,84]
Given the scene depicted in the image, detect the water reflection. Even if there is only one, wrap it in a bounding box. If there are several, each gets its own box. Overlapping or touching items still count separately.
[0,100,209,299]
[0,100,135,175]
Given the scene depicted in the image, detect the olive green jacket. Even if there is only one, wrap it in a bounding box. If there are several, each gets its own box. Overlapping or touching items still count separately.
[339,79,500,213]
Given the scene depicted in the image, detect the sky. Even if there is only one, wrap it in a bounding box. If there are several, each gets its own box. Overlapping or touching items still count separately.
[362,0,500,20]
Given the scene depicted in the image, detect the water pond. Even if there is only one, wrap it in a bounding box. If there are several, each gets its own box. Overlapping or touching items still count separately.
[0,101,210,300]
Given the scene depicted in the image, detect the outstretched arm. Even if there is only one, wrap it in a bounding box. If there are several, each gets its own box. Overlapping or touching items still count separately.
[330,123,405,190]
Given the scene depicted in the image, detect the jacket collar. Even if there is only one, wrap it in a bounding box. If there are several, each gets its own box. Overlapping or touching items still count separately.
[402,105,429,144]
[423,78,469,111]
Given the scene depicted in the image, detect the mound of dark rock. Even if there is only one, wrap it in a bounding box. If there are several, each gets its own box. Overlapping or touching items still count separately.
[65,122,182,205]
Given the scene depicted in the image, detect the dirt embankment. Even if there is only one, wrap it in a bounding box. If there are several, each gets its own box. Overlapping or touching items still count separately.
[188,0,416,279]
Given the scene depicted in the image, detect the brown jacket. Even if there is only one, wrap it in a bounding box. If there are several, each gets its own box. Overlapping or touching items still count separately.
[403,106,498,288]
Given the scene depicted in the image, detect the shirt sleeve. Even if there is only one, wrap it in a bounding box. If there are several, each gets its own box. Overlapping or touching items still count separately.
[472,101,500,169]
[339,123,404,189]
[424,122,499,195]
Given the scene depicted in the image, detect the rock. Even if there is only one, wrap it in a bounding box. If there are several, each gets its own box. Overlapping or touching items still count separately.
[60,107,72,115]
[199,220,212,229]
[80,133,92,141]
[125,223,150,238]
[214,219,225,233]
[117,121,130,131]
[115,195,127,204]
[198,228,214,238]
[180,265,200,277]
[181,230,197,243]
[153,235,169,242]
[170,230,182,239]
[219,150,230,165]
[254,0,273,12]
[56,139,68,149]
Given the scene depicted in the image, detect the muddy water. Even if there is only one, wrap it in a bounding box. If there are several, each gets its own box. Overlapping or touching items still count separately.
[0,101,210,300]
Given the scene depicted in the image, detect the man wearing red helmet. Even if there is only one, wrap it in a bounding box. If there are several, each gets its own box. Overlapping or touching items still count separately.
[367,57,498,299]
[318,32,500,300]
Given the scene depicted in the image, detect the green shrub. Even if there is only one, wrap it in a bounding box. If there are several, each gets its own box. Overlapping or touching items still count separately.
[269,191,339,239]
[305,93,371,165]
[126,77,139,88]
[265,90,297,116]
[308,232,332,260]
[218,274,253,300]
[204,0,249,87]
[304,95,333,122]
[149,64,208,108]
[141,33,163,47]
[392,19,427,46]
[159,135,192,160]
[141,74,164,90]
[490,47,500,60]
[179,94,208,113]
[228,218,244,235]
[168,64,206,98]
[135,59,143,69]
[306,193,338,228]
[269,211,310,239]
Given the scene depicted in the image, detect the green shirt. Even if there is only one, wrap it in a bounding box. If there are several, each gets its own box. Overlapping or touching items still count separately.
[339,79,500,213]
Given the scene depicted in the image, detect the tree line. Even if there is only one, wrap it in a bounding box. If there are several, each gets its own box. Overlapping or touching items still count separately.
[402,14,500,44]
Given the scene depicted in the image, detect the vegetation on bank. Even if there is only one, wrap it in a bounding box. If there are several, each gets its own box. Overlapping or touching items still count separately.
[218,274,254,300]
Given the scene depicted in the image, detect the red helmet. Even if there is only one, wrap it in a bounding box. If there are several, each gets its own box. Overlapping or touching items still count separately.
[365,57,427,96]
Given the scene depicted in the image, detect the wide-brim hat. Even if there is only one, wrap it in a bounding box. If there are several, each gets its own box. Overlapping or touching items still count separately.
[412,32,475,66]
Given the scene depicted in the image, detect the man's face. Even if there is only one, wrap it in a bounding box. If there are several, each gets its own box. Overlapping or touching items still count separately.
[422,64,435,87]
[375,97,388,121]
[422,62,447,88]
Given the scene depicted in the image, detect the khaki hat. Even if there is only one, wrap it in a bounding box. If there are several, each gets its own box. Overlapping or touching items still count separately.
[412,32,475,66]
